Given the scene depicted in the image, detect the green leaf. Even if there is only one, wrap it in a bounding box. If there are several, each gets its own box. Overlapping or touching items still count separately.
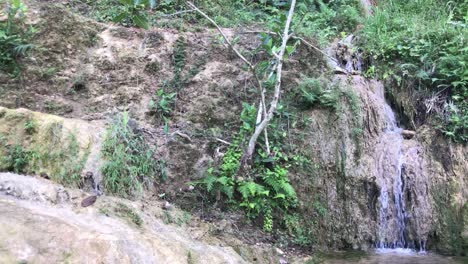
[113,12,127,23]
[133,14,149,29]
[274,193,286,199]
[286,45,295,56]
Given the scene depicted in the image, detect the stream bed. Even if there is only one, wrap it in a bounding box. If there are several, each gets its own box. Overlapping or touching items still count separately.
[321,250,467,264]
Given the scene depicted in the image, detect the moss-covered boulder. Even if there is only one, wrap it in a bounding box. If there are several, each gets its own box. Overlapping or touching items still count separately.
[0,107,104,187]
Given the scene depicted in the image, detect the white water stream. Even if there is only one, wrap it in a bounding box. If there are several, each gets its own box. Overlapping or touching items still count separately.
[376,95,408,250]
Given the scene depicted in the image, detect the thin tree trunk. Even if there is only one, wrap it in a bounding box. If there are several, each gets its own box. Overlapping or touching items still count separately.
[240,0,297,167]
[187,0,297,169]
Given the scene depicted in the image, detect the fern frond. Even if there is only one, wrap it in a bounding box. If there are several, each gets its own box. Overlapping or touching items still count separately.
[13,43,33,56]
[281,182,296,198]
[222,185,234,200]
[203,175,216,192]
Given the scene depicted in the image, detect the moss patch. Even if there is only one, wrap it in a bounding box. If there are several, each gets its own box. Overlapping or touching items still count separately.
[0,107,93,187]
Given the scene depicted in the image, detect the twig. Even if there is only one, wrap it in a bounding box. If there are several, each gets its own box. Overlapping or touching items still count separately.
[161,9,196,17]
[171,131,192,142]
[100,80,137,86]
[215,138,231,145]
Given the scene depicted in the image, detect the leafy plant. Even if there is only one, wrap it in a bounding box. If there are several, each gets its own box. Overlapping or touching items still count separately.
[2,143,29,173]
[24,118,37,135]
[148,89,177,121]
[284,213,314,246]
[199,167,235,199]
[101,112,160,197]
[113,0,151,29]
[147,36,188,125]
[0,0,34,76]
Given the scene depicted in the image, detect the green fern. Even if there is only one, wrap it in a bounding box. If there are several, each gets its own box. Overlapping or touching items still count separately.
[203,174,217,192]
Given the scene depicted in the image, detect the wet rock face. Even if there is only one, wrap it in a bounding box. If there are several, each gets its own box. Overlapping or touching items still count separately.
[401,140,432,245]
[0,173,247,263]
[294,75,467,253]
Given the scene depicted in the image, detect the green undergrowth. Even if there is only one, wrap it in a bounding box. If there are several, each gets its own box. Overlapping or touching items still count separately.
[148,35,206,128]
[196,103,301,233]
[0,0,35,77]
[101,112,162,198]
[193,76,359,243]
[73,0,363,44]
[148,36,187,127]
[358,0,467,142]
[0,110,89,187]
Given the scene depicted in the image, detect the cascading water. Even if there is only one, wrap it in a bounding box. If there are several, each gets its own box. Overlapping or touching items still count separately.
[374,85,414,252]
[328,34,431,254]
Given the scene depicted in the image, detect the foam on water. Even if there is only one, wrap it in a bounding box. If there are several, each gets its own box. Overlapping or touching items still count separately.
[375,247,415,255]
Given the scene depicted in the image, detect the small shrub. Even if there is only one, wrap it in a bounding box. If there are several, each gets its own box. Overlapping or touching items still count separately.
[284,213,314,247]
[24,118,37,135]
[299,78,324,108]
[148,89,177,122]
[298,77,340,110]
[3,143,29,173]
[101,112,160,197]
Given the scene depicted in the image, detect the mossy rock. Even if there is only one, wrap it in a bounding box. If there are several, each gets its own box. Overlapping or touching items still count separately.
[0,107,104,187]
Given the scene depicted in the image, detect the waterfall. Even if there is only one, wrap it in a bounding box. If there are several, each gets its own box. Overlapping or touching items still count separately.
[374,84,413,252]
[327,35,431,253]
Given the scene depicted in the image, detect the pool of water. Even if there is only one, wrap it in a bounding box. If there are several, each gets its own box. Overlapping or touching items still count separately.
[320,249,467,264]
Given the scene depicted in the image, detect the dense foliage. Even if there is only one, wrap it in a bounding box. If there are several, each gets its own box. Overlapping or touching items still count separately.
[0,0,34,77]
[358,0,467,142]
